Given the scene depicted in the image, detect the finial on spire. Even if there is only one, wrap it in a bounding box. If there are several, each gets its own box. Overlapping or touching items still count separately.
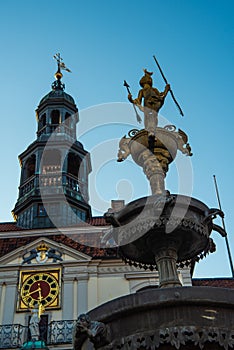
[52,53,71,91]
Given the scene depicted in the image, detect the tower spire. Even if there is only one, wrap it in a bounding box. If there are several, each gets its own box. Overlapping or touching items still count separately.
[12,55,91,229]
[52,53,71,91]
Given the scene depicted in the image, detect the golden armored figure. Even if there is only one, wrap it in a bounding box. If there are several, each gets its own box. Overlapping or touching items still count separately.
[128,69,170,137]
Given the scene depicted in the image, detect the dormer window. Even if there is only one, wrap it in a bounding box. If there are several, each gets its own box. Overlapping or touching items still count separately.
[37,204,46,216]
[51,110,60,124]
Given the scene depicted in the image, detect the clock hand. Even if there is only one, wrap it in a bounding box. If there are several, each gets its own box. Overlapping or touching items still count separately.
[25,289,40,297]
[38,284,43,302]
[23,288,40,297]
[24,284,42,298]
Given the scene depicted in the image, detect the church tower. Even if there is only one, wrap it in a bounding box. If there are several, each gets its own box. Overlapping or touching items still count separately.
[12,55,92,228]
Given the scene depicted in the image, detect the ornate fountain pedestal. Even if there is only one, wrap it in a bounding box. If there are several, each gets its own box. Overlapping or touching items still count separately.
[105,193,223,288]
[117,127,192,195]
[153,246,181,288]
[113,126,224,288]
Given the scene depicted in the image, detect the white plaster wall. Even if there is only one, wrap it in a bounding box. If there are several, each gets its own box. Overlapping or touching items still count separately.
[87,276,98,311]
[97,276,130,305]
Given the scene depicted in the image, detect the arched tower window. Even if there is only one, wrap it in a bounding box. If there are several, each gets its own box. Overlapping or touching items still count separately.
[41,113,46,127]
[67,153,81,178]
[50,110,60,125]
[37,113,47,136]
[65,112,71,127]
[23,155,36,181]
[41,149,61,174]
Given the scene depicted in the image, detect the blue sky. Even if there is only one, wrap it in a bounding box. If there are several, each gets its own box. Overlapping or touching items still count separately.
[0,0,234,278]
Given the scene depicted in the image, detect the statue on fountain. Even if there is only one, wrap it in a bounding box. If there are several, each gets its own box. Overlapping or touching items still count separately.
[128,69,170,138]
[104,63,225,289]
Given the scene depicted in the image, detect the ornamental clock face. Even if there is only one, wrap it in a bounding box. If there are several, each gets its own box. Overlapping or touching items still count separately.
[19,270,60,310]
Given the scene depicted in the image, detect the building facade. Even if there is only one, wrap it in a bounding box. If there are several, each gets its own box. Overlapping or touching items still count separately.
[0,64,193,349]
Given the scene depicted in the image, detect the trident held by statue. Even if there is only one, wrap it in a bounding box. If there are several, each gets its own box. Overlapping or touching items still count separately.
[153,55,184,117]
[124,80,142,123]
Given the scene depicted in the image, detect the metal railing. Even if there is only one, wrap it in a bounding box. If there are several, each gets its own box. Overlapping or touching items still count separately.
[0,324,25,349]
[20,177,35,196]
[0,320,75,349]
[37,124,74,137]
[48,320,75,344]
[19,173,82,196]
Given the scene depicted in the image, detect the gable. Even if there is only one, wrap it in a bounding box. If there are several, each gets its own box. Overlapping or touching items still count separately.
[0,237,92,266]
[0,231,118,262]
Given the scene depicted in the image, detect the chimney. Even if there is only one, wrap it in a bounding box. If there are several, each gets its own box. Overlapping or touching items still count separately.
[108,200,125,213]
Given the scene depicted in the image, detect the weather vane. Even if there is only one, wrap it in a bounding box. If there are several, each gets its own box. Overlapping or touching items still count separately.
[52,53,71,91]
[53,53,71,73]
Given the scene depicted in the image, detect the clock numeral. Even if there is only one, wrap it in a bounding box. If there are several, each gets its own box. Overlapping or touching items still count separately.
[45,296,52,303]
[23,296,32,304]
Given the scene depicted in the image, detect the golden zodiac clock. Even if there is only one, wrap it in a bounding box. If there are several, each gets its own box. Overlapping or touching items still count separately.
[19,269,60,311]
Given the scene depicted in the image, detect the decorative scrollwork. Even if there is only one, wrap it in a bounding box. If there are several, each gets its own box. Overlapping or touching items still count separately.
[128,129,139,137]
[101,326,234,350]
[48,320,74,344]
[0,324,25,349]
[177,128,193,156]
[117,136,131,162]
[163,124,176,131]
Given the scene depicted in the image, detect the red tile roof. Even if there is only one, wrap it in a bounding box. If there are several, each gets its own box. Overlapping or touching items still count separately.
[0,222,23,231]
[88,216,109,226]
[0,233,118,259]
[0,217,117,260]
[192,278,234,289]
[0,217,108,232]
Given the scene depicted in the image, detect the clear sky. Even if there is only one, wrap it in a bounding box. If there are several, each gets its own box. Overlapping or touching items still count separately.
[0,0,233,278]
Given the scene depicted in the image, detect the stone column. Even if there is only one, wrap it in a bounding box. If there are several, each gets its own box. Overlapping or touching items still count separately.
[148,235,182,289]
[73,278,78,320]
[63,268,89,319]
[77,276,88,315]
[1,278,18,324]
[154,247,181,288]
[63,278,74,319]
[62,268,76,320]
[0,282,6,324]
[139,150,169,195]
[35,149,43,175]
[147,166,165,195]
[61,148,68,173]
